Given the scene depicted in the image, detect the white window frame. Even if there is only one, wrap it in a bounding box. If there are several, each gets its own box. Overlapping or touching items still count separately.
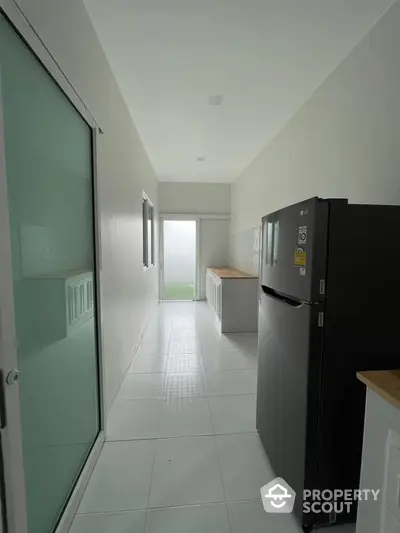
[142,192,155,270]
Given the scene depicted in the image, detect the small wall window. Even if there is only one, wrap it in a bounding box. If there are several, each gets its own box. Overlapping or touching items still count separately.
[142,193,155,269]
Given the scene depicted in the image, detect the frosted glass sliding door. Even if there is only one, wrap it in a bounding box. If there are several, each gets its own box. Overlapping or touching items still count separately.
[0,13,100,533]
[162,221,197,300]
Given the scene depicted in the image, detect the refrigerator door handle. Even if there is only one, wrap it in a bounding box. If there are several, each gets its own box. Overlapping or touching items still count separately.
[261,285,304,308]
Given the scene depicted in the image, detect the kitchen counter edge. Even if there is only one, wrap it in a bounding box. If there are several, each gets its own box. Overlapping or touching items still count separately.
[357,370,400,409]
[207,267,257,279]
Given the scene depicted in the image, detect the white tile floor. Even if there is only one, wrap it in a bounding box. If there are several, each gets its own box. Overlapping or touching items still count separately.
[70,302,356,533]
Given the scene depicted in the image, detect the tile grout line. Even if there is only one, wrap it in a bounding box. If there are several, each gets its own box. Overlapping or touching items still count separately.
[206,395,216,436]
[116,391,257,402]
[74,497,266,516]
[143,446,156,533]
[109,393,257,402]
[212,433,234,533]
[204,396,234,533]
[143,439,157,533]
[106,431,259,444]
[129,367,257,375]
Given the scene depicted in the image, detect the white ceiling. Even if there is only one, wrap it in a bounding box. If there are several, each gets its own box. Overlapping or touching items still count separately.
[84,0,395,183]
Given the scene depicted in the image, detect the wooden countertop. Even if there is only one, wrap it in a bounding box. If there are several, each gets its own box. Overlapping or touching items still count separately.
[357,370,400,409]
[207,267,257,279]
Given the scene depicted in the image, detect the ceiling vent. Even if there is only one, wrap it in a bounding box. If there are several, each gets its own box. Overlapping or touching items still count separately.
[208,94,223,106]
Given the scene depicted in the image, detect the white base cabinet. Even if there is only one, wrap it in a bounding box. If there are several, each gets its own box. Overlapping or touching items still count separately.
[25,269,94,350]
[206,268,258,333]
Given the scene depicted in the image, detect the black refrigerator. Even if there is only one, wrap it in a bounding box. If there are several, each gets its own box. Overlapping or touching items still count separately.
[256,197,400,531]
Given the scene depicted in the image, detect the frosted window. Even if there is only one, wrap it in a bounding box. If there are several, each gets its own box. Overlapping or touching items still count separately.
[163,221,196,300]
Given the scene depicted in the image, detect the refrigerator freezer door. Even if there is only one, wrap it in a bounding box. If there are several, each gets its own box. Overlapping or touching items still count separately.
[260,197,328,303]
[256,289,323,526]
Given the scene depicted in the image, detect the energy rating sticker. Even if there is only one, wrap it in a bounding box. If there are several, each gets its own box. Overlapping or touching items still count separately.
[294,247,306,267]
[298,225,307,245]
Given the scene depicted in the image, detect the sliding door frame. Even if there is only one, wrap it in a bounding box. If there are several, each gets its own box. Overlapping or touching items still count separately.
[0,57,27,533]
[159,215,200,302]
[0,2,106,532]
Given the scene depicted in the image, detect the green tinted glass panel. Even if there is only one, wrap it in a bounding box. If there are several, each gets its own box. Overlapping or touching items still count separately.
[0,14,99,533]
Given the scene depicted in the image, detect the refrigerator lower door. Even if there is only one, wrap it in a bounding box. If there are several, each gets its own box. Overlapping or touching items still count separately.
[256,288,323,527]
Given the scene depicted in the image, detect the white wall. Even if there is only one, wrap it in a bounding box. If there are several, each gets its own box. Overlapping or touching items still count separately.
[230,0,400,272]
[14,0,159,416]
[198,219,230,299]
[159,182,230,215]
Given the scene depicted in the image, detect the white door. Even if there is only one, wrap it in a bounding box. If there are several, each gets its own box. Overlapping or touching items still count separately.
[160,219,198,301]
[0,7,103,533]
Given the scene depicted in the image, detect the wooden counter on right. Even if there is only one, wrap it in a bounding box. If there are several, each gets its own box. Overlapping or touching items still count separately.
[357,370,400,409]
[356,369,400,533]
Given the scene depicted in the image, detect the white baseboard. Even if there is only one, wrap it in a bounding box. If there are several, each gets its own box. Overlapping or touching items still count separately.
[55,431,105,533]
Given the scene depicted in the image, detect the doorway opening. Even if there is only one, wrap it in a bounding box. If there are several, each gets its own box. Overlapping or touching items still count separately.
[161,220,197,300]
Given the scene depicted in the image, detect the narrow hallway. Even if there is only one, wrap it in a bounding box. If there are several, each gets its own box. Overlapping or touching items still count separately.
[1,0,399,531]
[69,302,354,533]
